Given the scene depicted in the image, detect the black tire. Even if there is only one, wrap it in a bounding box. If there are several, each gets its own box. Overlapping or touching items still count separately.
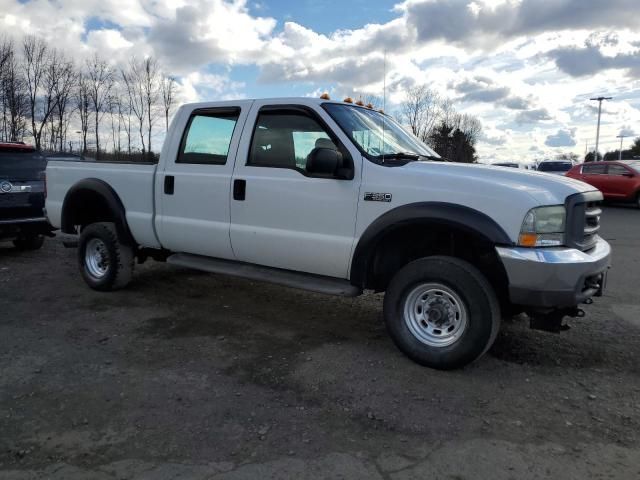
[78,222,134,291]
[383,256,500,370]
[636,192,640,209]
[13,234,45,251]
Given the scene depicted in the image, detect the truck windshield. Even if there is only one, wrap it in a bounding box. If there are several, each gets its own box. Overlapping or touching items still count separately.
[323,103,440,162]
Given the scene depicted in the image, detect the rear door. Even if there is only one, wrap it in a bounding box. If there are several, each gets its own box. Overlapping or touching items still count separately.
[155,101,251,259]
[229,101,362,278]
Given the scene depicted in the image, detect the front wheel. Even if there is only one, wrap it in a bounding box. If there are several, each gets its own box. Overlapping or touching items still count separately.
[383,256,500,370]
[78,222,134,291]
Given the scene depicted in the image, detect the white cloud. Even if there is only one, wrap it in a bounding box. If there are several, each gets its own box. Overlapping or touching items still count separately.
[0,0,639,162]
[401,0,640,48]
[545,128,577,147]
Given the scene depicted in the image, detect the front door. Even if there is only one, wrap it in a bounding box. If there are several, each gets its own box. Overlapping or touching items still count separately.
[580,162,608,193]
[155,102,251,259]
[229,102,362,278]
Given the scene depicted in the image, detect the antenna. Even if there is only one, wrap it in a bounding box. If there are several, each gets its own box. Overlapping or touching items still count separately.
[383,49,387,112]
[381,49,387,164]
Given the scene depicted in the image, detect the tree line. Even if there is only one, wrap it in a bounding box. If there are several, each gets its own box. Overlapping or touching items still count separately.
[0,35,176,161]
[398,85,482,163]
[585,137,640,162]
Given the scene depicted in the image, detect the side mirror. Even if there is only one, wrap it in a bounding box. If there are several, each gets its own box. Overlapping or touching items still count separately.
[307,147,343,176]
[622,172,634,178]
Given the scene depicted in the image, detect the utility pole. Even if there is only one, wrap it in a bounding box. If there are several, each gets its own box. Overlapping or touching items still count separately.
[590,96,612,161]
[616,134,627,161]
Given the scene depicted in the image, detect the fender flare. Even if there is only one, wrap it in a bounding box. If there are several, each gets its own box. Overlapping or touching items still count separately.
[350,202,514,288]
[61,178,135,245]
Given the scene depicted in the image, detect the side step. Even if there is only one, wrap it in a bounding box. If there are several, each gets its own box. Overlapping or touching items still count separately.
[167,253,362,297]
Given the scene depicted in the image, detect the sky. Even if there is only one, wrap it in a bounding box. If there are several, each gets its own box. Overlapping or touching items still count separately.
[1,0,640,163]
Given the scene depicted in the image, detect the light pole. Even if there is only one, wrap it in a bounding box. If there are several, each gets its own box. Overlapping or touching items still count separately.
[590,96,612,161]
[616,134,627,161]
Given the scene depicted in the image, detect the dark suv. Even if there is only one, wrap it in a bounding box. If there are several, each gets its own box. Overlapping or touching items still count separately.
[0,142,52,250]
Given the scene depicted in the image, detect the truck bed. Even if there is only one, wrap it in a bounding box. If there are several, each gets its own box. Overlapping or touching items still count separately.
[46,160,160,248]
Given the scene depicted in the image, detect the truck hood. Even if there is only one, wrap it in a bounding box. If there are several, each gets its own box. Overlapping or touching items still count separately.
[402,161,595,205]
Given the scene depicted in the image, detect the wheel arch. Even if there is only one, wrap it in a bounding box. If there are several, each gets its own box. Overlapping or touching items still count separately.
[61,178,135,246]
[350,202,514,293]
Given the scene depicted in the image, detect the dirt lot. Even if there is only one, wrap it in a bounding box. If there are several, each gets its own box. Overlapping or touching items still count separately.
[1,205,640,479]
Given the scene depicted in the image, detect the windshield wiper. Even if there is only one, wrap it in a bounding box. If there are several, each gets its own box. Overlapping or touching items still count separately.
[380,152,421,160]
[378,152,442,163]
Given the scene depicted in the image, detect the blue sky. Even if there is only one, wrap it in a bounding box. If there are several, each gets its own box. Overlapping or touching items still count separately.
[1,0,640,162]
[249,0,397,34]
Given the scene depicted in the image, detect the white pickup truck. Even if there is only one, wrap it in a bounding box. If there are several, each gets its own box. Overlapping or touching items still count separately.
[45,97,611,369]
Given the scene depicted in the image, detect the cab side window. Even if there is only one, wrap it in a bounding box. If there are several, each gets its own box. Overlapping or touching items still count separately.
[582,164,606,174]
[177,109,239,165]
[248,109,347,176]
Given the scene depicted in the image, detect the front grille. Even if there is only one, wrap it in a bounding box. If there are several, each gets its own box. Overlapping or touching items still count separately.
[583,202,601,248]
[565,191,603,251]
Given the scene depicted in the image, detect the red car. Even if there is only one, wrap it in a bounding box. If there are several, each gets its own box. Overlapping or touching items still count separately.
[566,160,640,208]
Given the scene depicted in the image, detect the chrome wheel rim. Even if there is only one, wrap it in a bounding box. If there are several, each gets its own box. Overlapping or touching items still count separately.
[403,283,468,347]
[85,238,109,279]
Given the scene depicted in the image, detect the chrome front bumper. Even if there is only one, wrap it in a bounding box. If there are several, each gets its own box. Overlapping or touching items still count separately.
[496,236,611,308]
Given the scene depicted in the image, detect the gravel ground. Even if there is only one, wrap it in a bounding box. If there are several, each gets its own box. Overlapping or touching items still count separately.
[1,205,639,479]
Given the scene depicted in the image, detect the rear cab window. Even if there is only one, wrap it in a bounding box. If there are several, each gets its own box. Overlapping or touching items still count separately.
[177,108,240,165]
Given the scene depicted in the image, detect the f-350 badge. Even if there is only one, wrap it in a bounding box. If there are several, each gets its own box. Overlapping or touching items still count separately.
[364,192,392,202]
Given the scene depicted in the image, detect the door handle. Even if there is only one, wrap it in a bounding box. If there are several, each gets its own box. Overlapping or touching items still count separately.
[233,179,246,201]
[164,175,174,195]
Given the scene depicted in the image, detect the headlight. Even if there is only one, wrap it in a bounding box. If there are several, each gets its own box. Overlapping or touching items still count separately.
[518,206,565,247]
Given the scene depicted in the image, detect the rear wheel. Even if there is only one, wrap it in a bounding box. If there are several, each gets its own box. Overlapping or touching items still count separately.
[13,234,45,251]
[636,192,640,209]
[78,222,134,291]
[383,256,500,370]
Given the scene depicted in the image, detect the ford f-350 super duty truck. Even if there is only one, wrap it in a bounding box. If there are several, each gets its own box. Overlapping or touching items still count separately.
[45,97,611,369]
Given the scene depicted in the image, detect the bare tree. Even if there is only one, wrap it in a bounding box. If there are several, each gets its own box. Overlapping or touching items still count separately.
[23,36,57,150]
[160,75,176,132]
[399,85,440,142]
[0,39,10,71]
[0,38,13,140]
[51,55,76,151]
[140,57,160,158]
[86,54,114,157]
[107,92,124,156]
[359,93,383,110]
[0,39,28,141]
[75,74,91,153]
[118,85,133,155]
[121,63,146,156]
[457,113,482,146]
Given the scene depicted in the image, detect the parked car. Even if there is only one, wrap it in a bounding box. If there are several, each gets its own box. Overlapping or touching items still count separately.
[492,162,520,168]
[566,161,640,208]
[0,142,52,249]
[536,160,574,175]
[45,97,610,370]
